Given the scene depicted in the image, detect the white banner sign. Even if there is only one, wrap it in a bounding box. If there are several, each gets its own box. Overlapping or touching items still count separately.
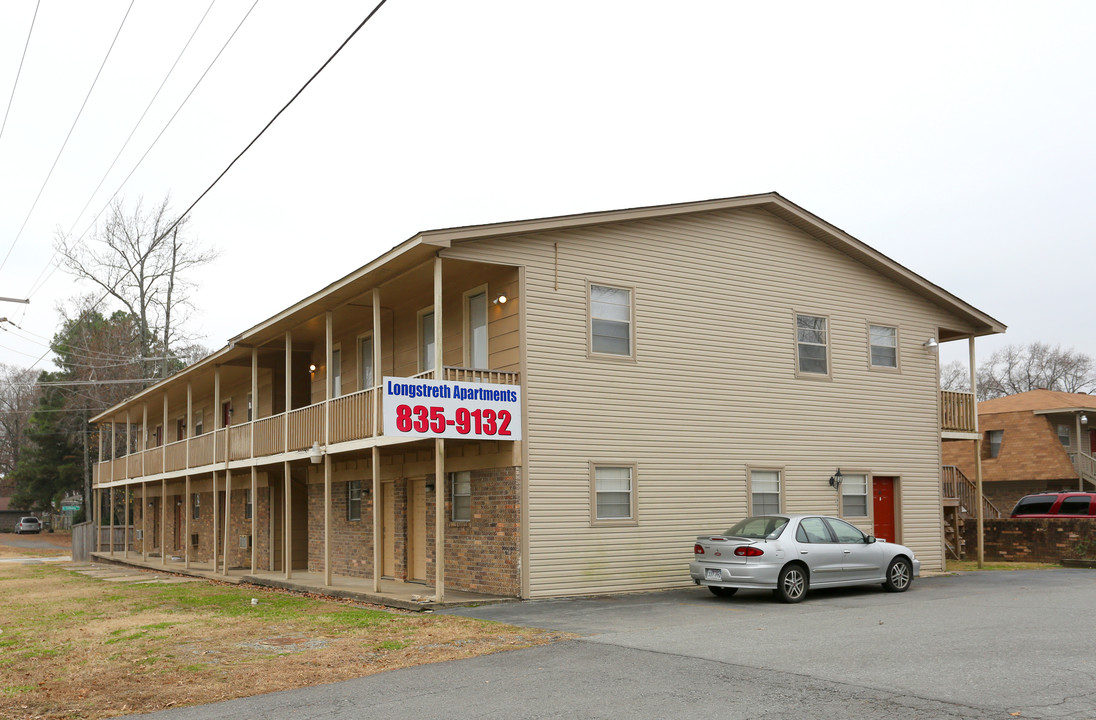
[383,376,522,440]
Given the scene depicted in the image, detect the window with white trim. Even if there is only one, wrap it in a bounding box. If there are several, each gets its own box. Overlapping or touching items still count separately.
[594,465,634,520]
[1058,424,1071,447]
[193,410,204,436]
[192,493,201,520]
[750,469,781,515]
[245,488,253,520]
[988,430,1003,458]
[347,480,361,521]
[451,471,471,522]
[796,314,829,375]
[869,325,898,368]
[841,474,869,517]
[331,347,342,397]
[420,310,435,372]
[590,284,632,356]
[359,334,374,390]
[467,291,488,369]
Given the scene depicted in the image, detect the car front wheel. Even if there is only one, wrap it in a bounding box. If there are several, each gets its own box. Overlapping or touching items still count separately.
[883,557,912,592]
[708,586,738,598]
[776,564,808,603]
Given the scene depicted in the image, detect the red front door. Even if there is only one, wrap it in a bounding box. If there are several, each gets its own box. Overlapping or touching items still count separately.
[872,477,897,543]
[1090,429,1095,454]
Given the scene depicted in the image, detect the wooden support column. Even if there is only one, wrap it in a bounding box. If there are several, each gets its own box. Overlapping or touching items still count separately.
[94,488,101,554]
[184,475,191,570]
[970,337,984,569]
[160,478,166,567]
[141,482,148,561]
[250,467,257,573]
[109,486,115,557]
[372,287,382,593]
[223,469,232,576]
[372,446,381,593]
[433,255,445,602]
[324,312,333,586]
[111,421,116,482]
[284,461,293,580]
[213,471,220,572]
[285,332,292,453]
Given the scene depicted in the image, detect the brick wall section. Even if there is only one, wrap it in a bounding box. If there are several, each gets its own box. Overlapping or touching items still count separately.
[304,467,520,596]
[307,480,374,578]
[961,519,1096,562]
[943,411,1079,485]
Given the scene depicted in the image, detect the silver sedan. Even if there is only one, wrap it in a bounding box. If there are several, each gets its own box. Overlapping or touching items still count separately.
[689,514,920,603]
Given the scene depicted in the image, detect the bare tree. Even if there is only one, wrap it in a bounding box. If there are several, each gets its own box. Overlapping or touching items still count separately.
[939,360,970,393]
[977,342,1095,400]
[54,195,217,378]
[0,363,40,479]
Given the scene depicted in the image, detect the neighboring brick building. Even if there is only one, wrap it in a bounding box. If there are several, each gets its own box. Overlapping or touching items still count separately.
[942,389,1096,513]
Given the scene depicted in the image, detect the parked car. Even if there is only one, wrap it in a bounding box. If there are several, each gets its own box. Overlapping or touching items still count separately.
[14,517,42,534]
[690,514,920,603]
[1010,492,1096,518]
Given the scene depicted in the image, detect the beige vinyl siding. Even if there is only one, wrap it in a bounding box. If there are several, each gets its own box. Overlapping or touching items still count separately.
[447,205,978,598]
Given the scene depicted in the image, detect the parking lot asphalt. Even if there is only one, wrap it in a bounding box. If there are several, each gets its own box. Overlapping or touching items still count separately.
[134,569,1096,719]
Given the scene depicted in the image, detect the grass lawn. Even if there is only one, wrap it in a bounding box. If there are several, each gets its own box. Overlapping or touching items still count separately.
[0,562,566,719]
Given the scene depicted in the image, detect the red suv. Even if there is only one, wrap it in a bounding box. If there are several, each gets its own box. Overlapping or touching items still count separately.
[1010,492,1096,518]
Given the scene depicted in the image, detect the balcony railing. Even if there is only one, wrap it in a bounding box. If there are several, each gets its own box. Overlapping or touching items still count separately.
[93,367,520,485]
[940,390,976,433]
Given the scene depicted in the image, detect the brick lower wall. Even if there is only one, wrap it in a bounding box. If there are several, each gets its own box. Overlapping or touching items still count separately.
[961,519,1096,562]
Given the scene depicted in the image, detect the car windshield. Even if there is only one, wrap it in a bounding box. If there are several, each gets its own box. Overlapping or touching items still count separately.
[723,516,789,540]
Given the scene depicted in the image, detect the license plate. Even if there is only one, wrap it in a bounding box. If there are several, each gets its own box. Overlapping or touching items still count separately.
[705,568,722,581]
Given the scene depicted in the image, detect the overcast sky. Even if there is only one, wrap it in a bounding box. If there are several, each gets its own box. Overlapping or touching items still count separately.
[0,1,1093,376]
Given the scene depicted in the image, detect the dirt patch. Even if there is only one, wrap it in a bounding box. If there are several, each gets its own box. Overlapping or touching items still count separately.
[0,562,569,719]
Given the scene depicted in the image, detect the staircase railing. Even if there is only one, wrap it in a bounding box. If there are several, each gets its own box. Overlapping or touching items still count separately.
[1068,452,1096,486]
[941,465,1002,519]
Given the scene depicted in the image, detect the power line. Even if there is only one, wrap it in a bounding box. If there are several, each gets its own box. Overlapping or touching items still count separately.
[56,0,262,280]
[0,0,137,276]
[0,0,40,148]
[160,0,389,243]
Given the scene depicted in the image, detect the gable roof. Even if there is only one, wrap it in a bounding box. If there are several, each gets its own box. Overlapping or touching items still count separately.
[979,388,1096,415]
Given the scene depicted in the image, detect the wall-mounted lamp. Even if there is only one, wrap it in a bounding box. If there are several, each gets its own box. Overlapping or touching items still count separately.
[493,294,508,305]
[424,482,435,492]
[923,338,939,351]
[1082,413,1089,425]
[309,441,323,464]
[829,468,843,488]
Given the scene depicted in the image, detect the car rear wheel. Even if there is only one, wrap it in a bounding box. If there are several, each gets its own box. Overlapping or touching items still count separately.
[776,564,807,603]
[708,586,738,598]
[883,557,912,592]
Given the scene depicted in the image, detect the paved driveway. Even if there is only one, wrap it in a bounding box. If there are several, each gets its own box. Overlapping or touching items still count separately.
[135,570,1096,719]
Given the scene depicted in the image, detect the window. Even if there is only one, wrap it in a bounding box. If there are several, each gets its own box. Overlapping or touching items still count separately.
[826,517,867,543]
[1058,424,1071,447]
[359,334,374,390]
[451,471,471,522]
[331,347,342,397]
[987,430,1003,458]
[750,469,781,515]
[841,474,869,517]
[420,310,435,372]
[244,489,253,520]
[193,410,204,436]
[796,517,833,543]
[466,290,488,369]
[192,494,200,520]
[593,465,634,521]
[869,325,898,368]
[1058,496,1091,516]
[590,284,632,357]
[347,481,361,521]
[796,314,829,375]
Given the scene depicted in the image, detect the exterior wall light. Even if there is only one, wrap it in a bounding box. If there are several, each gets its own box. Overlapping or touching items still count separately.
[923,338,939,350]
[829,468,843,488]
[309,442,323,464]
[1082,413,1089,425]
[493,294,508,305]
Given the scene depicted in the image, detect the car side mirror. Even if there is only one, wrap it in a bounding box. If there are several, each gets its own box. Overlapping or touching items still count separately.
[865,535,876,544]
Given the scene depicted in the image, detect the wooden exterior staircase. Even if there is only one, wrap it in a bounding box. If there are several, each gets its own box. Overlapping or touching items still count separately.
[941,465,1003,560]
[1068,451,1096,490]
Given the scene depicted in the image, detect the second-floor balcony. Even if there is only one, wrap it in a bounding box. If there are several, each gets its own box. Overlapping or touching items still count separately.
[940,390,977,435]
[94,367,519,485]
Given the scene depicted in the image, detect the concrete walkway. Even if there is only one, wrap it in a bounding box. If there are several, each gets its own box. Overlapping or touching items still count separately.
[89,551,510,610]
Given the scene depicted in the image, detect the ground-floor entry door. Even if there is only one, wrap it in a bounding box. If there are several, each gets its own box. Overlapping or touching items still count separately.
[873,477,897,542]
[408,478,427,582]
[381,481,395,578]
[173,496,182,551]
